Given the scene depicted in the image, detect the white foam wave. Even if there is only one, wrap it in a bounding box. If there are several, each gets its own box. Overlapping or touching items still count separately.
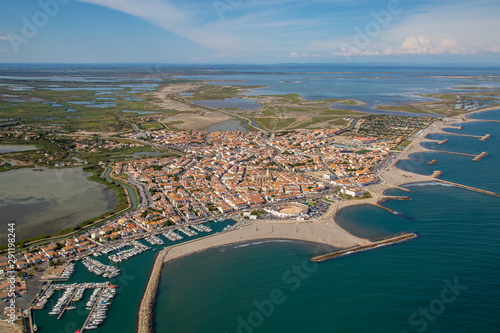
[405,181,454,188]
[231,239,298,249]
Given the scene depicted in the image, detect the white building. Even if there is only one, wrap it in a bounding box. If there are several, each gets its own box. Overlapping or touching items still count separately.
[341,187,365,197]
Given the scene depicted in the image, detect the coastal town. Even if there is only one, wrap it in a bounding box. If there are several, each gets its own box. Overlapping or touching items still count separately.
[0,123,419,328]
[1,66,498,332]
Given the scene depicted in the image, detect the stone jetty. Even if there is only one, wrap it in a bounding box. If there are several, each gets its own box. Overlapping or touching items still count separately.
[138,248,168,333]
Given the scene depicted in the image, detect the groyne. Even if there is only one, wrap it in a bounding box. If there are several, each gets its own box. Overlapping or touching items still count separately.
[138,248,169,333]
[431,170,443,178]
[479,134,491,141]
[311,233,417,262]
[432,150,475,157]
[438,132,481,139]
[438,139,448,145]
[373,203,395,213]
[435,179,500,197]
[472,152,488,161]
[427,159,438,165]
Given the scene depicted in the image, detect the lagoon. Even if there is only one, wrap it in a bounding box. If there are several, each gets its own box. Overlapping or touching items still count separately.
[0,144,38,154]
[207,119,247,132]
[0,167,117,243]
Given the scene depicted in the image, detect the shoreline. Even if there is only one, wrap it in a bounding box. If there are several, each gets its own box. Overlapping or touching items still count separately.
[162,219,371,265]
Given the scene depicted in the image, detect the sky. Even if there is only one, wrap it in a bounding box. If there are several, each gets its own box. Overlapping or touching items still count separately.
[0,0,499,64]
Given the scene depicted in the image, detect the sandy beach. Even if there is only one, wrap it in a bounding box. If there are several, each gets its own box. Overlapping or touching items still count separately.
[163,220,371,263]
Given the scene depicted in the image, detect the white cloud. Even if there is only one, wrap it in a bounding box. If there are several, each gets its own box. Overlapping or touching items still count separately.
[400,36,430,54]
[316,1,500,59]
[379,2,499,55]
[397,36,468,55]
[330,35,469,58]
[290,51,308,58]
[490,45,500,53]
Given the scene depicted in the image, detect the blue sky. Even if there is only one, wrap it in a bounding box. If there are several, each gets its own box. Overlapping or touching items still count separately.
[0,0,499,63]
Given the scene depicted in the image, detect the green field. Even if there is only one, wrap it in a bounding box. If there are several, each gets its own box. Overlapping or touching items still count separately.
[254,117,297,130]
[141,122,164,130]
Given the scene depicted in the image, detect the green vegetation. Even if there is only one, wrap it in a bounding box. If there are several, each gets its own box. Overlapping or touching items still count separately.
[190,84,263,101]
[140,122,163,130]
[400,140,411,147]
[0,163,33,172]
[422,93,456,100]
[356,115,433,139]
[0,81,177,133]
[294,117,324,129]
[329,119,347,126]
[254,117,296,130]
[262,109,276,116]
[339,99,358,106]
[374,104,426,113]
[321,109,360,115]
[285,107,310,112]
[277,94,303,104]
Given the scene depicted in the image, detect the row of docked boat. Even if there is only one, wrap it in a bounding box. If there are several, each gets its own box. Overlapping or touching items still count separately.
[108,240,150,263]
[85,288,101,310]
[33,285,55,309]
[144,235,164,245]
[163,230,183,241]
[83,283,113,310]
[60,263,75,279]
[48,284,76,315]
[178,226,198,237]
[82,257,121,278]
[84,286,118,330]
[72,286,86,302]
[100,242,131,254]
[191,224,212,233]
